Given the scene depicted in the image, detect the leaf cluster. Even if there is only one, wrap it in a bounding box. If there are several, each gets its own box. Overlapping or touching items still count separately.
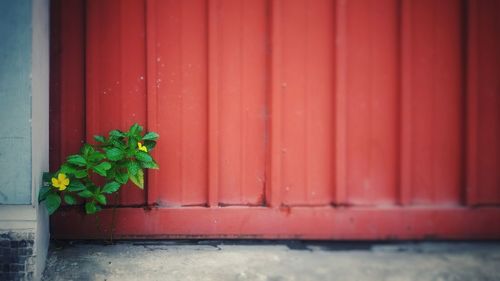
[39,123,159,215]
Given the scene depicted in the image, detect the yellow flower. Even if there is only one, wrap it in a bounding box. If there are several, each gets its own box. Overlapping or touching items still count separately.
[51,173,70,191]
[138,142,148,152]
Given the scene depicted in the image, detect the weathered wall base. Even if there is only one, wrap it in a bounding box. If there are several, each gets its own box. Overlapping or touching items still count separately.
[0,231,35,280]
[0,0,50,279]
[0,205,49,281]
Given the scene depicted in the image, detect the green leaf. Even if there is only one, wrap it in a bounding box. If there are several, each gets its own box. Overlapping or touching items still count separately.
[102,181,120,194]
[129,169,144,189]
[38,186,51,202]
[93,162,111,177]
[46,193,61,215]
[110,139,126,149]
[127,160,141,176]
[95,194,107,205]
[135,151,152,163]
[98,162,112,170]
[144,140,157,151]
[109,130,126,139]
[74,169,88,179]
[88,151,106,162]
[142,132,159,141]
[105,148,125,161]
[66,155,87,167]
[130,138,138,148]
[64,194,77,205]
[140,160,159,169]
[115,171,129,185]
[78,190,94,198]
[92,167,106,177]
[67,180,86,192]
[59,164,76,174]
[106,168,116,180]
[85,201,97,214]
[129,123,143,137]
[81,144,94,157]
[94,135,106,143]
[42,172,54,184]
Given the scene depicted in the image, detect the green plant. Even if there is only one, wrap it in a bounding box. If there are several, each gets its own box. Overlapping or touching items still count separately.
[39,123,159,215]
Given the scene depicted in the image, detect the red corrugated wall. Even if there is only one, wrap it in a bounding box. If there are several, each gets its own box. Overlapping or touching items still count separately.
[50,0,500,239]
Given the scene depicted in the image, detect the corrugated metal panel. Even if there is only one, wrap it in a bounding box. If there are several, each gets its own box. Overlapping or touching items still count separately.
[49,0,86,185]
[86,0,147,205]
[338,0,400,205]
[401,0,465,205]
[147,0,209,206]
[278,0,336,205]
[467,0,500,205]
[50,0,500,239]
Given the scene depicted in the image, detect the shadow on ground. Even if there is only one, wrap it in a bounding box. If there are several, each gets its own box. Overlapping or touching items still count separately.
[42,240,500,281]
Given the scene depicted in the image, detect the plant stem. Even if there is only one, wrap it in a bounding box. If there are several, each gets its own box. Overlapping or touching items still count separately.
[110,192,119,244]
[94,212,102,235]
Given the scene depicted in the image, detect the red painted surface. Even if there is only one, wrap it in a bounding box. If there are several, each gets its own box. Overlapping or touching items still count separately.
[50,0,500,239]
[467,0,500,205]
[49,0,86,172]
[341,0,400,205]
[52,207,500,240]
[86,0,147,205]
[146,0,209,207]
[279,0,336,205]
[402,0,465,205]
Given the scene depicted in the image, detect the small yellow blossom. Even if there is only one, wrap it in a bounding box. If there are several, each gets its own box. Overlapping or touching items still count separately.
[138,142,148,152]
[51,173,70,191]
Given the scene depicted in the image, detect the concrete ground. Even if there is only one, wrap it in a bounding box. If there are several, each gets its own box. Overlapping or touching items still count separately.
[42,240,500,281]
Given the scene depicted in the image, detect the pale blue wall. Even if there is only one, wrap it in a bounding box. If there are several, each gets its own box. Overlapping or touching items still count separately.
[0,0,33,204]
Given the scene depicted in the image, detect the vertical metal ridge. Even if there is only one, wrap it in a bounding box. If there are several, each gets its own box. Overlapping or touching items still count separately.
[145,0,159,205]
[263,0,272,207]
[269,0,282,208]
[465,0,478,206]
[81,0,88,146]
[459,0,468,206]
[179,0,185,204]
[118,0,124,133]
[84,0,96,142]
[239,0,245,202]
[334,0,348,205]
[304,0,310,204]
[208,0,220,207]
[400,0,412,206]
[430,0,437,202]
